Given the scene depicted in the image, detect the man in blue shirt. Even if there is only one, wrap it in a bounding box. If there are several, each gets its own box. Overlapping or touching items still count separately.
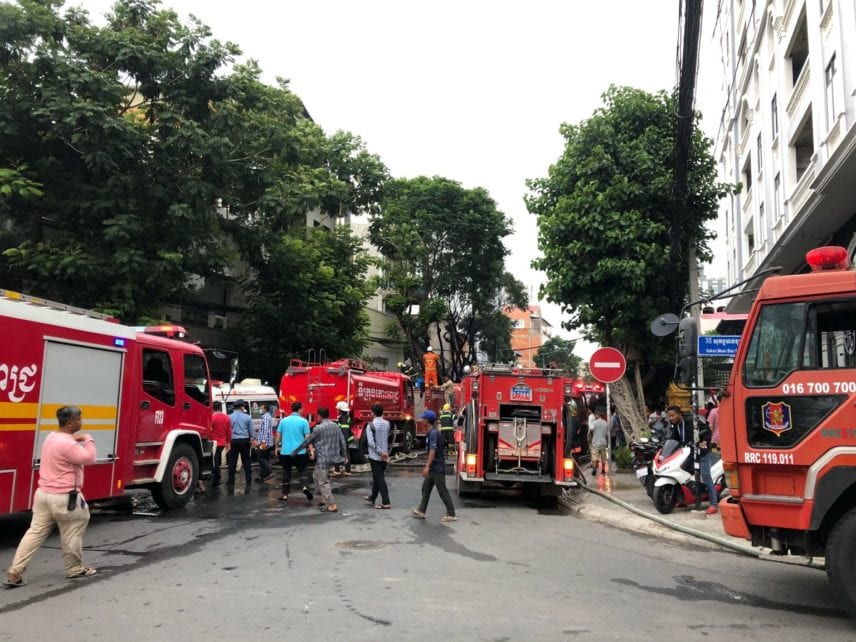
[275,402,313,503]
[412,410,457,522]
[226,400,255,487]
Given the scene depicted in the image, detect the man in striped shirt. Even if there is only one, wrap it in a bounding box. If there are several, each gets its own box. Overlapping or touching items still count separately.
[291,406,347,513]
[255,403,274,482]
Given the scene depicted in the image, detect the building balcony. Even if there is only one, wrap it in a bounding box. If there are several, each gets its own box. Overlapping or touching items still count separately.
[786,62,810,119]
[741,187,754,215]
[789,156,817,218]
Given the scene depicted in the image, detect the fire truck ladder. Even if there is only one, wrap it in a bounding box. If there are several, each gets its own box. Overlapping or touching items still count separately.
[0,288,113,320]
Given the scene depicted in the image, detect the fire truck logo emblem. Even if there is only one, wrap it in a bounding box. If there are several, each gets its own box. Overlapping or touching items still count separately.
[510,384,532,402]
[762,401,792,437]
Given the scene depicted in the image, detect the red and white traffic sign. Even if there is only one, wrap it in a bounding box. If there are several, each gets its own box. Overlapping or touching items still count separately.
[588,347,627,384]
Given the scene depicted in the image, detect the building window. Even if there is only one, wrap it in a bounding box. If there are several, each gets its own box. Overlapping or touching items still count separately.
[787,12,809,85]
[756,134,763,175]
[793,111,815,183]
[773,173,782,220]
[771,95,779,138]
[747,232,755,254]
[743,157,753,193]
[825,54,837,129]
[758,202,766,248]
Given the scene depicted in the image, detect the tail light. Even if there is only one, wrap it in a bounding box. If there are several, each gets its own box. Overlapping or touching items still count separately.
[723,461,740,493]
[563,458,574,481]
[466,453,477,476]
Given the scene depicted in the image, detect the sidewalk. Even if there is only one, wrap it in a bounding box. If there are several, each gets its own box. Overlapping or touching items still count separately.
[561,470,824,569]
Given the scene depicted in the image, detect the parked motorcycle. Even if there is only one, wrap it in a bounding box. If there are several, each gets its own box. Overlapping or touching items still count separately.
[630,435,662,498]
[651,439,725,514]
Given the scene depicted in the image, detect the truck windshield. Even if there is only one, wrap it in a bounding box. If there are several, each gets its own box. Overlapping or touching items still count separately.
[743,303,806,387]
[744,299,856,387]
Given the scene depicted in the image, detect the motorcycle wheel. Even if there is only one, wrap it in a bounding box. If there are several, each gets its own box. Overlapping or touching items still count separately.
[645,473,655,498]
[653,484,678,514]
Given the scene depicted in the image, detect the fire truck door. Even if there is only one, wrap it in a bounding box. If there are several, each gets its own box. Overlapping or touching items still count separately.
[36,340,123,469]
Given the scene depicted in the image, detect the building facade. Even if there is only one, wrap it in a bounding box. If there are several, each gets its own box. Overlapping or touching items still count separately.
[711,0,856,306]
[505,305,553,368]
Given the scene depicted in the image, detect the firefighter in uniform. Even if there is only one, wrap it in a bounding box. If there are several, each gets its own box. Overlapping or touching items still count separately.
[439,403,456,455]
[331,401,353,476]
[422,346,440,389]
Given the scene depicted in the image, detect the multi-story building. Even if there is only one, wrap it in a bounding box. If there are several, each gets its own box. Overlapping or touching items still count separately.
[505,305,553,368]
[710,0,856,307]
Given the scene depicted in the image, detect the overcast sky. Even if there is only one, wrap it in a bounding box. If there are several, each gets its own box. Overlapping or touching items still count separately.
[72,0,726,359]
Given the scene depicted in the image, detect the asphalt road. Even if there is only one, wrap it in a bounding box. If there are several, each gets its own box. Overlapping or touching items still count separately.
[0,465,852,641]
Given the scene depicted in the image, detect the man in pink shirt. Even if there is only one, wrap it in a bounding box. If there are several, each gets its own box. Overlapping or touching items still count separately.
[5,406,97,587]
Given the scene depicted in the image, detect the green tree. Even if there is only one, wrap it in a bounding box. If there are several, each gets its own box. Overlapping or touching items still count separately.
[534,336,583,375]
[0,1,384,376]
[527,85,732,401]
[236,227,375,384]
[370,176,525,379]
[0,0,240,318]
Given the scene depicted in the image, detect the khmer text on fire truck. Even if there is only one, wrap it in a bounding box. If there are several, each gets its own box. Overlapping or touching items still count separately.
[279,358,416,462]
[0,289,213,514]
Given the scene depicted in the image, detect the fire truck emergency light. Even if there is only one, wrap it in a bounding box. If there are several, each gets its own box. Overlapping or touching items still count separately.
[806,246,850,271]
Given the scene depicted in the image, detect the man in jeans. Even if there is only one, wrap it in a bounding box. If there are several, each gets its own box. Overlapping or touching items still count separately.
[291,406,347,513]
[412,410,457,522]
[254,403,274,482]
[226,400,255,487]
[364,403,391,509]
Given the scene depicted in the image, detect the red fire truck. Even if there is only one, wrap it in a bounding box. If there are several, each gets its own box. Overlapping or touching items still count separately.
[716,246,856,616]
[0,289,213,514]
[279,358,416,460]
[455,364,577,499]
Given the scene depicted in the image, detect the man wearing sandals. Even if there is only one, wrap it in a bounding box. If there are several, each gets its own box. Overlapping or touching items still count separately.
[5,406,97,588]
[291,406,347,513]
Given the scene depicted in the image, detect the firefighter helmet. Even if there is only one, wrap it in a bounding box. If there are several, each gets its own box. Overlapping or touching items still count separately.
[335,401,349,412]
[443,403,451,411]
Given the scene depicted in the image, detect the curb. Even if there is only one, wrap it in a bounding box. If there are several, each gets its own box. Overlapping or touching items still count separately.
[561,484,824,570]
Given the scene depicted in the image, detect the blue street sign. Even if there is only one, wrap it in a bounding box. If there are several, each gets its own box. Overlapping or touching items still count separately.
[697,335,741,357]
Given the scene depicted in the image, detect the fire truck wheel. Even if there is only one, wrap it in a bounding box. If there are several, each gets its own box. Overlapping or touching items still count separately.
[825,507,856,618]
[152,443,199,510]
[652,484,678,514]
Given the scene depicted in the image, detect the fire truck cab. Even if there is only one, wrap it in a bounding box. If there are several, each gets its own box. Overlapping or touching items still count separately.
[717,246,856,616]
[456,364,576,499]
[0,289,213,514]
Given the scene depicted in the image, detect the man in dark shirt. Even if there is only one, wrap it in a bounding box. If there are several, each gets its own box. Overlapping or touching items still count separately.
[412,410,457,522]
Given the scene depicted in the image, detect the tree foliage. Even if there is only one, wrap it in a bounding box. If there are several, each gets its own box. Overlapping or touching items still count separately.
[236,227,375,384]
[0,0,386,375]
[370,176,525,379]
[527,85,733,396]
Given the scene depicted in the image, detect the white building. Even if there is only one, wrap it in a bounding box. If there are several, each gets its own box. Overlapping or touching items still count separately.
[710,0,856,307]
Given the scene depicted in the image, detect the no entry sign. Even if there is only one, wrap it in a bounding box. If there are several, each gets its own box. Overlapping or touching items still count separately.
[589,347,627,384]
